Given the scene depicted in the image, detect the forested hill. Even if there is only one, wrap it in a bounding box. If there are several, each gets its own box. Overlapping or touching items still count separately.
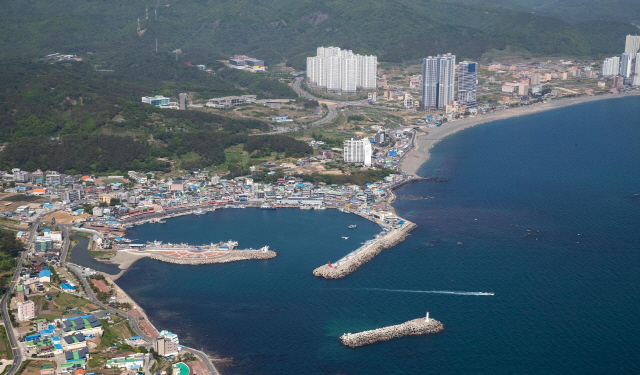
[449,0,640,24]
[0,0,636,71]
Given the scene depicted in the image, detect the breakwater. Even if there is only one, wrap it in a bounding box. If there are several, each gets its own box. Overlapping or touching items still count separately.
[149,250,277,265]
[312,221,416,279]
[340,317,444,348]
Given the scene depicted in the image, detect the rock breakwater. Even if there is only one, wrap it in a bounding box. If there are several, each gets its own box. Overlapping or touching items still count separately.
[340,317,444,348]
[149,250,276,265]
[312,222,416,279]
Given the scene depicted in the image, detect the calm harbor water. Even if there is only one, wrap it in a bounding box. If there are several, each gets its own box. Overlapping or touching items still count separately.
[113,96,640,374]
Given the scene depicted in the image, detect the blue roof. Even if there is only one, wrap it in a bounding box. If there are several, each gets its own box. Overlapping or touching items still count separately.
[60,283,76,291]
[44,228,50,232]
[39,270,51,278]
[54,344,63,350]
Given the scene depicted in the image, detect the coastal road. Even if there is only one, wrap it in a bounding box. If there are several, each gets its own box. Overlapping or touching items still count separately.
[0,217,41,375]
[65,258,221,375]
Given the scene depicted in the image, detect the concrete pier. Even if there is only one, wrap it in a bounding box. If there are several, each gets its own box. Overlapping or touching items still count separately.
[312,221,416,279]
[340,316,443,348]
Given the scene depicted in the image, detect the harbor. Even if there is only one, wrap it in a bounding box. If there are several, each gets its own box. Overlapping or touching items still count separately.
[340,314,444,348]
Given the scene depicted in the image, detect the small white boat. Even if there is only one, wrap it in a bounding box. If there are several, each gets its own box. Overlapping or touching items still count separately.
[342,236,349,240]
[348,224,357,229]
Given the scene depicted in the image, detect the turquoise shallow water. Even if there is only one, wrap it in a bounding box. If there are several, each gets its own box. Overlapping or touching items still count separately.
[115,96,640,374]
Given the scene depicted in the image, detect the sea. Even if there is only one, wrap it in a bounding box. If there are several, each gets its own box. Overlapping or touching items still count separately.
[102,96,640,374]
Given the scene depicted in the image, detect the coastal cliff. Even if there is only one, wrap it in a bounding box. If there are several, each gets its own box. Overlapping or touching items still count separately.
[340,317,444,348]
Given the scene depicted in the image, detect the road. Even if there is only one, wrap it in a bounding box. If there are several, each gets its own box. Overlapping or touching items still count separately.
[1,217,41,375]
[63,233,221,375]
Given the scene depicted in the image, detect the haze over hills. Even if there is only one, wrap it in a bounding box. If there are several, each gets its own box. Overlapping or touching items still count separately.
[1,0,637,71]
[448,0,640,24]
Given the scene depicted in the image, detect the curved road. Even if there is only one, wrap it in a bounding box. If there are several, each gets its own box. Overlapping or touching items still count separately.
[1,217,42,375]
[62,227,220,375]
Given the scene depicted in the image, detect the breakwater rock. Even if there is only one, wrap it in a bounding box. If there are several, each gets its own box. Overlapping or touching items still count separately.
[312,222,416,279]
[340,318,444,348]
[149,250,276,265]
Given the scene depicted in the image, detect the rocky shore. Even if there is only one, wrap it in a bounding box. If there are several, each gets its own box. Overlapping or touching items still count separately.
[313,222,416,279]
[340,317,444,348]
[149,250,277,265]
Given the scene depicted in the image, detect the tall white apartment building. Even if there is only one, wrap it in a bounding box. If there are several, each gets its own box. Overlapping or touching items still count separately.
[421,53,456,109]
[621,53,633,78]
[343,138,372,166]
[602,56,620,77]
[457,61,478,109]
[307,47,377,92]
[636,52,640,75]
[624,35,640,56]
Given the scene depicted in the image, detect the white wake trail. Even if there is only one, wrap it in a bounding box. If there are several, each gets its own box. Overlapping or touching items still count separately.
[327,287,494,296]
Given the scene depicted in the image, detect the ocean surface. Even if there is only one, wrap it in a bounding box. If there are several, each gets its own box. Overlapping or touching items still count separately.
[113,96,640,374]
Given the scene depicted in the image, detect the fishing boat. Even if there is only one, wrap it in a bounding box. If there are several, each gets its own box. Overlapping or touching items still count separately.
[342,236,349,240]
[194,209,205,215]
[348,224,357,229]
[300,206,313,210]
[260,204,277,210]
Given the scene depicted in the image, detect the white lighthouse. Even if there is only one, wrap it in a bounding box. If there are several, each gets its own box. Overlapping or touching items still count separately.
[425,312,430,322]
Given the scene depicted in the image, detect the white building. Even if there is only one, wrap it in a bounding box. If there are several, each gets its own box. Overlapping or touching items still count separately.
[307,47,377,92]
[602,56,620,77]
[343,138,372,166]
[621,53,633,78]
[624,35,640,56]
[421,53,456,109]
[636,52,640,75]
[17,301,36,321]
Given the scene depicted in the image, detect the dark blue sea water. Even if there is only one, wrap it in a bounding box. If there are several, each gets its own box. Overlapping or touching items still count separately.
[116,96,640,374]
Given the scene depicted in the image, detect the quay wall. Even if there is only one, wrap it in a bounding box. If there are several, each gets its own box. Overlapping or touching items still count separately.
[312,221,416,279]
[149,250,276,265]
[340,318,444,348]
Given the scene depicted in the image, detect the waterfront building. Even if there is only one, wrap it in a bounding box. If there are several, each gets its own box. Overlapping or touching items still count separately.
[306,47,377,92]
[343,138,372,166]
[602,56,620,77]
[621,53,633,78]
[17,300,35,321]
[457,61,478,109]
[625,35,640,56]
[155,337,180,357]
[421,53,456,109]
[636,52,640,75]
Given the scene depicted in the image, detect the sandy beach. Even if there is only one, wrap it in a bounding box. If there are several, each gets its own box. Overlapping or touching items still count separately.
[401,91,640,176]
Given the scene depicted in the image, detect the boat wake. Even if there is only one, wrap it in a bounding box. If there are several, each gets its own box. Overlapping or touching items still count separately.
[326,287,494,296]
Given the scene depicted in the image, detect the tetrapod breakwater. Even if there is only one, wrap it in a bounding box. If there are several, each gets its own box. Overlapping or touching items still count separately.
[149,250,277,265]
[340,317,444,348]
[312,221,416,279]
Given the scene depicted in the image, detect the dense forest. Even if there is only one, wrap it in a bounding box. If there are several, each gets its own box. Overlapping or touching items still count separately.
[0,62,307,173]
[0,0,636,71]
[0,229,22,291]
[0,132,312,174]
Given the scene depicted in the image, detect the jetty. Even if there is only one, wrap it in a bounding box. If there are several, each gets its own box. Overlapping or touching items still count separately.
[148,249,276,265]
[340,313,444,348]
[313,221,416,279]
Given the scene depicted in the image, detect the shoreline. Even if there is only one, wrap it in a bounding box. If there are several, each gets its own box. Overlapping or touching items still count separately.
[401,91,640,176]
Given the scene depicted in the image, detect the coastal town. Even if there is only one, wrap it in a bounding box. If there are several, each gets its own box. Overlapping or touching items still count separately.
[1,23,640,375]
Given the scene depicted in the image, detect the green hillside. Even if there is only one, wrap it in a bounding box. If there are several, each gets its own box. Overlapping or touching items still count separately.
[449,0,640,24]
[1,0,636,72]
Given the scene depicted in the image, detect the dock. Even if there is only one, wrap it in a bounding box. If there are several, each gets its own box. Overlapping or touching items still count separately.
[340,314,443,348]
[312,221,416,279]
